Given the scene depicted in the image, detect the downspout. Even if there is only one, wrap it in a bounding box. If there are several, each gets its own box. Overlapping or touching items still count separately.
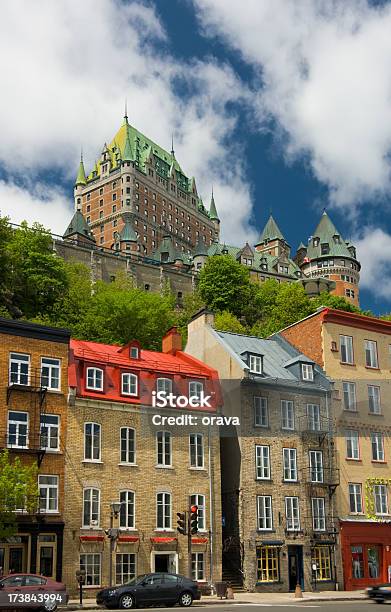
[208,423,215,591]
[326,388,337,590]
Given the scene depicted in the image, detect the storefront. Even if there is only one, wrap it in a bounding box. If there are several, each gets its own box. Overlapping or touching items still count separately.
[340,520,391,590]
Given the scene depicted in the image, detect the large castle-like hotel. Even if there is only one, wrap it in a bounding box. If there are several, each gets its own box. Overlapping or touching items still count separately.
[61,112,361,306]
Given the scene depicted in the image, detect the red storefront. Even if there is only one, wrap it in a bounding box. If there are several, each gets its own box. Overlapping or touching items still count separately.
[340,521,391,590]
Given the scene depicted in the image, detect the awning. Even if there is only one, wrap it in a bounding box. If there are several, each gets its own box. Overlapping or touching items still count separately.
[150,537,177,543]
[192,537,208,544]
[80,535,105,542]
[118,536,139,543]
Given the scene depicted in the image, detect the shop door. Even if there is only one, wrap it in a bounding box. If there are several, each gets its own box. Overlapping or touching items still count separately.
[39,546,55,578]
[288,546,304,591]
[9,548,24,573]
[350,544,382,588]
[0,548,5,576]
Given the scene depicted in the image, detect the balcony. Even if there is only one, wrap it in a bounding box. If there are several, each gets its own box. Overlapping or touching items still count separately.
[302,466,340,492]
[7,367,47,408]
[284,516,338,541]
[297,414,334,444]
[0,431,46,466]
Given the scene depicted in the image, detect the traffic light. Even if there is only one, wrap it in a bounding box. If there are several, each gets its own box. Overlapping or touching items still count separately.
[190,505,198,534]
[177,511,187,535]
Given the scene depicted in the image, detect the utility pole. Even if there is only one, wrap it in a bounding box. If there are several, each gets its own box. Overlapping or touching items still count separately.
[187,507,192,580]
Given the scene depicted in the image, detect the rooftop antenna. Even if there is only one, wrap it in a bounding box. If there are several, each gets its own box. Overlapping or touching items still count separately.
[171,133,175,158]
[124,99,128,122]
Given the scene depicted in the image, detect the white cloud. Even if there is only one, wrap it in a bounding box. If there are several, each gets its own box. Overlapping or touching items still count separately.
[355,227,391,302]
[0,0,255,245]
[193,0,391,210]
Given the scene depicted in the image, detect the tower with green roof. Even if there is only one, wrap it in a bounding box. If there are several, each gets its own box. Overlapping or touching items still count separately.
[255,214,291,258]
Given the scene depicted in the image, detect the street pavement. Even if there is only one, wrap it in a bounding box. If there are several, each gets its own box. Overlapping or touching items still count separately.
[63,602,378,612]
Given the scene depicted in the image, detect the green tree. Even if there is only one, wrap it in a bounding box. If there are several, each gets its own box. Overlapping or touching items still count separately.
[0,451,38,539]
[198,255,251,317]
[311,291,363,313]
[214,310,247,334]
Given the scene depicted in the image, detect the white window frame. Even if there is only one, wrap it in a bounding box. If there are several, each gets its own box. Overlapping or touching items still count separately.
[156,378,173,395]
[86,367,103,391]
[189,380,204,401]
[7,411,29,449]
[40,414,60,451]
[307,404,321,431]
[285,496,300,531]
[281,400,294,430]
[340,335,354,364]
[156,431,172,467]
[115,553,136,586]
[38,475,58,513]
[343,381,357,411]
[119,490,135,529]
[249,355,262,374]
[120,427,136,465]
[9,353,30,386]
[257,495,273,531]
[283,448,297,482]
[83,488,100,528]
[371,432,384,462]
[312,497,326,531]
[80,553,101,587]
[365,340,378,369]
[309,450,324,483]
[346,430,360,460]
[255,445,271,480]
[189,434,204,469]
[254,396,269,428]
[190,494,206,531]
[121,373,138,397]
[374,484,388,516]
[84,422,101,462]
[368,385,381,415]
[349,483,363,514]
[301,363,314,381]
[156,492,171,530]
[191,552,205,581]
[41,357,61,391]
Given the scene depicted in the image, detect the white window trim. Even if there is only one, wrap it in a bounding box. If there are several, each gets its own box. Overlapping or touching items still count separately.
[374,484,388,516]
[301,363,314,381]
[249,354,263,374]
[40,357,61,391]
[156,491,172,530]
[254,396,269,428]
[311,497,326,531]
[7,410,29,449]
[309,450,324,483]
[82,488,101,528]
[86,367,104,391]
[80,552,101,587]
[189,433,204,469]
[84,422,102,462]
[257,495,273,531]
[255,445,271,480]
[190,493,206,531]
[346,430,360,460]
[38,474,59,514]
[283,448,298,482]
[40,413,60,452]
[156,431,172,467]
[348,483,363,514]
[189,380,204,400]
[119,490,136,530]
[281,400,295,430]
[121,372,138,397]
[9,352,30,386]
[340,335,354,364]
[156,377,173,394]
[119,427,136,465]
[285,496,300,531]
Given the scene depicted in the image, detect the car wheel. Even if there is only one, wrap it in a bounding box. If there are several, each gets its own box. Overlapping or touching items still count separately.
[179,592,193,607]
[42,603,57,612]
[119,593,135,609]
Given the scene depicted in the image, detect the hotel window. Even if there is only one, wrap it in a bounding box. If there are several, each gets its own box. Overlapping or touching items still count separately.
[312,497,326,531]
[309,450,323,483]
[156,431,172,467]
[343,381,357,411]
[301,363,314,381]
[156,492,171,529]
[281,400,294,430]
[84,422,101,461]
[371,432,384,461]
[41,357,61,391]
[120,427,136,464]
[189,381,203,401]
[116,553,136,586]
[39,475,58,513]
[313,546,331,581]
[283,448,297,481]
[191,552,204,581]
[80,553,101,586]
[121,373,138,397]
[257,495,273,530]
[254,397,268,427]
[119,490,135,529]
[7,411,28,448]
[340,335,354,364]
[368,385,381,414]
[249,355,263,374]
[190,494,205,530]
[83,488,100,527]
[189,434,204,468]
[365,340,378,368]
[346,430,360,459]
[307,403,321,431]
[9,352,30,385]
[349,483,363,514]
[86,367,103,391]
[256,546,279,582]
[285,496,300,531]
[40,414,60,451]
[374,484,388,515]
[255,445,271,480]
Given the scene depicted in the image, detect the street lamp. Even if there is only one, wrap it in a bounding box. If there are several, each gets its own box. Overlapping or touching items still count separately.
[108,501,123,587]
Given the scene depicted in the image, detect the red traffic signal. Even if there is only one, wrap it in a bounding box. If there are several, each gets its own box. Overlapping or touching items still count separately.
[190,505,198,534]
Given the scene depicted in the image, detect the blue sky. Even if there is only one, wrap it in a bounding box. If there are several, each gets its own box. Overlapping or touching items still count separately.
[0,0,391,313]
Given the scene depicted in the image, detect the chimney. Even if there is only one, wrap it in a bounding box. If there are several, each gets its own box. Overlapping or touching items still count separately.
[162,327,182,354]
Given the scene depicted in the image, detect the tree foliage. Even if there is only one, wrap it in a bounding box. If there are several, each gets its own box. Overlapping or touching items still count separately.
[214,311,247,334]
[198,255,251,317]
[0,451,38,539]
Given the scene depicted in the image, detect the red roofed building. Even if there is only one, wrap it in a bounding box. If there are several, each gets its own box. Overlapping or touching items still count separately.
[63,327,222,594]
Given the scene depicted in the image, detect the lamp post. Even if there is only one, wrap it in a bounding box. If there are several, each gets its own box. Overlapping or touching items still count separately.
[108,501,122,587]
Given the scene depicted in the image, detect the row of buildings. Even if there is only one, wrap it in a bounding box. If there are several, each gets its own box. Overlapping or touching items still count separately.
[1,305,391,594]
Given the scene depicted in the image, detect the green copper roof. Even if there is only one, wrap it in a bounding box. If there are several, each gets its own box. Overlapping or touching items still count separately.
[297,242,306,251]
[122,126,133,162]
[209,191,219,221]
[193,237,209,257]
[256,215,285,244]
[119,213,137,242]
[207,242,300,277]
[63,210,95,242]
[75,158,87,186]
[306,211,354,260]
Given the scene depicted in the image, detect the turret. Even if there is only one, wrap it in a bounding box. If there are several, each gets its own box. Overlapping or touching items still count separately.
[117,212,138,255]
[74,152,87,211]
[209,189,220,241]
[193,237,209,271]
[63,210,96,246]
[255,214,290,258]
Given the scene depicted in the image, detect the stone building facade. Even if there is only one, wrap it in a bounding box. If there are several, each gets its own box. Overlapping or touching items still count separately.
[62,328,222,596]
[186,311,342,592]
[0,318,70,580]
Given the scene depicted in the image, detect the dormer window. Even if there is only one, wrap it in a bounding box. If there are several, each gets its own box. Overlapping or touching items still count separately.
[261,263,267,271]
[333,234,340,243]
[313,238,319,247]
[130,346,139,359]
[250,355,263,374]
[301,364,314,381]
[321,243,329,255]
[122,373,138,396]
[86,367,104,391]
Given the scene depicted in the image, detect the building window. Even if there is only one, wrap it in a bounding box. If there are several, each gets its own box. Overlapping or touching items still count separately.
[116,553,136,585]
[309,450,323,483]
[189,381,203,401]
[256,546,279,582]
[120,427,135,464]
[80,553,101,586]
[121,373,138,397]
[86,367,103,391]
[190,494,205,530]
[374,484,388,515]
[119,491,135,529]
[346,430,360,460]
[256,445,271,480]
[281,400,294,430]
[191,552,204,581]
[41,358,61,391]
[371,432,384,461]
[249,355,263,374]
[254,397,268,427]
[7,411,28,448]
[349,483,363,514]
[156,378,172,395]
[285,496,300,531]
[257,496,273,530]
[340,335,354,364]
[368,385,381,414]
[39,475,58,513]
[156,431,172,467]
[306,404,321,431]
[343,381,357,411]
[189,434,204,468]
[156,492,171,529]
[40,414,60,451]
[83,488,100,527]
[301,363,314,381]
[84,422,101,461]
[313,546,331,581]
[365,340,378,368]
[283,448,297,481]
[9,352,30,385]
[312,497,326,531]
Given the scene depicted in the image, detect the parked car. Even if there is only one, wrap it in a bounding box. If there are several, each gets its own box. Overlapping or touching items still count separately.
[96,572,201,609]
[367,584,391,603]
[0,573,67,611]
